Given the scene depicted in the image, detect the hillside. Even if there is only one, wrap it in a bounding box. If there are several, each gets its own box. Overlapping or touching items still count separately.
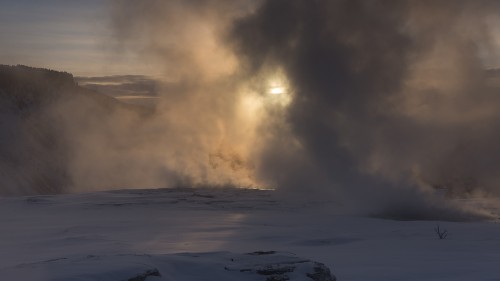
[0,65,148,113]
[0,65,149,195]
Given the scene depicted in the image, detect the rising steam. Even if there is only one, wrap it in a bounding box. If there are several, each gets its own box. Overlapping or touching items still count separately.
[2,0,500,219]
[226,0,500,219]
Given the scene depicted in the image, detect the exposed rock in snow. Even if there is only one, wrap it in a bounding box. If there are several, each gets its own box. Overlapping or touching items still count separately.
[127,268,161,281]
[0,251,335,281]
[224,251,335,281]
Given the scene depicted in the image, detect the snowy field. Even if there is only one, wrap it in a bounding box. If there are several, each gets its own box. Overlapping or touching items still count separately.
[1,188,500,280]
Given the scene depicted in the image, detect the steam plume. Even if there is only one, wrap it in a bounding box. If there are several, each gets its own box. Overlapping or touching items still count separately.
[228,0,500,197]
[3,0,500,220]
[100,0,500,216]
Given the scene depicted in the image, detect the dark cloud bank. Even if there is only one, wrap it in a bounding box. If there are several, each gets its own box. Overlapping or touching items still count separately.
[3,0,500,220]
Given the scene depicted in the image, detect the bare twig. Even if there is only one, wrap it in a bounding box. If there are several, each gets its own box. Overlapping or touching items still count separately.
[434,224,448,240]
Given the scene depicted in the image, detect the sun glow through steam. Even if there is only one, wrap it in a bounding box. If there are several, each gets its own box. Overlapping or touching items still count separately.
[270,86,285,94]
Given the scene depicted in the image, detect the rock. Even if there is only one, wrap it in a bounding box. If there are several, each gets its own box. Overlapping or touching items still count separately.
[127,268,161,281]
[226,251,336,281]
[307,264,336,281]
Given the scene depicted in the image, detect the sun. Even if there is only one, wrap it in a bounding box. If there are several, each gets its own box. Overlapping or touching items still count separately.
[269,86,285,95]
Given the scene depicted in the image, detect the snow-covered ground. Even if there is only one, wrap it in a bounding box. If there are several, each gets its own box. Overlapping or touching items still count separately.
[1,188,499,280]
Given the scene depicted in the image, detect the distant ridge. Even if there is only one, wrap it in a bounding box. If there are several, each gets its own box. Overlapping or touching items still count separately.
[0,64,139,112]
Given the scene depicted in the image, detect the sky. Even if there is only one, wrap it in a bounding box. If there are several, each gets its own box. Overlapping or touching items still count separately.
[2,0,500,77]
[0,0,159,76]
